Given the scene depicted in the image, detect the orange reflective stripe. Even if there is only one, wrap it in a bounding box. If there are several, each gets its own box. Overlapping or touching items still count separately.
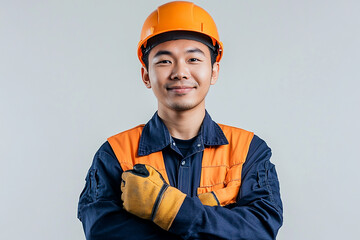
[108,124,254,206]
[199,124,254,206]
[107,125,169,184]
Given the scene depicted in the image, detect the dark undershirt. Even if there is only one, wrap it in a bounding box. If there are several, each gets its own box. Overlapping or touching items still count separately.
[172,136,197,157]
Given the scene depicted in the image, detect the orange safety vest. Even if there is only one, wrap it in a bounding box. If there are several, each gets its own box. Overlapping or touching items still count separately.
[108,124,254,206]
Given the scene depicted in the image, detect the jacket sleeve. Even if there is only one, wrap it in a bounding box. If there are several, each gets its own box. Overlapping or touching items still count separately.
[168,135,283,240]
[77,142,181,240]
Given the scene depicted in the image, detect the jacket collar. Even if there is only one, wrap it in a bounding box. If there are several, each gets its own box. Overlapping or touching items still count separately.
[138,111,228,156]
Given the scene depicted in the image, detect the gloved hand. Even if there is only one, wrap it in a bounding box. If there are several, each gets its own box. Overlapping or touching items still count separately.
[121,164,186,230]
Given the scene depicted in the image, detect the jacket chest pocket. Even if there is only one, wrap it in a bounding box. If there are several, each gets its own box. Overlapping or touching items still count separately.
[197,165,228,195]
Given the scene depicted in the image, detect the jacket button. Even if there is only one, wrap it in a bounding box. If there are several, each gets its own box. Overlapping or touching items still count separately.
[181,160,186,166]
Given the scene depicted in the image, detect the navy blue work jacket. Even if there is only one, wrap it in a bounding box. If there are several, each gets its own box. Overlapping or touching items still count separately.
[78,111,283,240]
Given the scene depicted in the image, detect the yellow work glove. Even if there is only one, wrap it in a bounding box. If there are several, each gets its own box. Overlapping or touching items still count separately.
[121,164,186,230]
[198,192,220,206]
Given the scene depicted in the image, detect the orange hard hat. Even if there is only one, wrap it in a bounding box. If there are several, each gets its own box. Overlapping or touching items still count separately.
[137,1,223,67]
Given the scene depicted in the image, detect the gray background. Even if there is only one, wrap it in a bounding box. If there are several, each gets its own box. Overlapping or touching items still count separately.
[1,0,359,239]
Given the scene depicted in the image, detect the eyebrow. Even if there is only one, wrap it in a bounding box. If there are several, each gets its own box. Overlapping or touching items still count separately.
[153,50,172,58]
[153,48,205,58]
[186,48,205,55]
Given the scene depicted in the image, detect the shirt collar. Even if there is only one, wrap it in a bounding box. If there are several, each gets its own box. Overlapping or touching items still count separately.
[138,111,228,156]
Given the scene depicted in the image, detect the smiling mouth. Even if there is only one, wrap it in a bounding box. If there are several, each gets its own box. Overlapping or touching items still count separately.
[167,86,195,94]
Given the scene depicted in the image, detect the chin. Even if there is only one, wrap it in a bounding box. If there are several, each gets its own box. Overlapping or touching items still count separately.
[171,103,195,111]
[169,102,200,112]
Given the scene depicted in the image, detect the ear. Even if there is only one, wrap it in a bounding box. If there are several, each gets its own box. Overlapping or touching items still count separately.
[141,66,151,89]
[210,62,219,85]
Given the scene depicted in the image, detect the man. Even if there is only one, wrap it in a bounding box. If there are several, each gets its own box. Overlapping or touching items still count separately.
[78,1,283,239]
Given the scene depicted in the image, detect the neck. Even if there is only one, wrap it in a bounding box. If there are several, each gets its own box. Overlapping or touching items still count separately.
[158,107,205,140]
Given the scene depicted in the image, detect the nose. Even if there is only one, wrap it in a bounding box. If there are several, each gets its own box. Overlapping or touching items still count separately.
[170,61,190,80]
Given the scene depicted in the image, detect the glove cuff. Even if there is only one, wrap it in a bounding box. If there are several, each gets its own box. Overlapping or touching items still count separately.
[198,191,220,206]
[153,186,186,230]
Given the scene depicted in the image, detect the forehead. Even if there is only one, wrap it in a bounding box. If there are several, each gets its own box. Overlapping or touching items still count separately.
[148,39,211,58]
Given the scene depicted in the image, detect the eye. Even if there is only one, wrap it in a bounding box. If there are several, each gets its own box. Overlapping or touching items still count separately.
[188,58,200,62]
[156,60,172,65]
